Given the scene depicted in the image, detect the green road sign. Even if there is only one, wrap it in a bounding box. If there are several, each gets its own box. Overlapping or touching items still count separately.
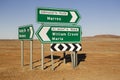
[37,8,80,23]
[18,25,34,40]
[36,25,82,43]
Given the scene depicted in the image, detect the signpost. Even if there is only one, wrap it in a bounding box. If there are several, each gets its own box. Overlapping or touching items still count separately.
[18,7,81,70]
[50,43,82,70]
[18,25,34,70]
[36,7,81,70]
[18,25,34,40]
[36,25,82,43]
[37,8,80,23]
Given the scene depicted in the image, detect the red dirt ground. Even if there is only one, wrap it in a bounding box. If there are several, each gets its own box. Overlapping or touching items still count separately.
[0,37,120,80]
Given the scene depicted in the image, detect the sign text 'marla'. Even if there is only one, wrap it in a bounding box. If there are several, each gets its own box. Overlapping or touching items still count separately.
[18,25,34,40]
[37,8,80,23]
[35,25,82,43]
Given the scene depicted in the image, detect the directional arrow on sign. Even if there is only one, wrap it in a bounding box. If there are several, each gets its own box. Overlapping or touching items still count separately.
[50,43,82,52]
[18,25,34,40]
[30,27,34,39]
[35,25,82,43]
[37,8,80,23]
[39,27,50,41]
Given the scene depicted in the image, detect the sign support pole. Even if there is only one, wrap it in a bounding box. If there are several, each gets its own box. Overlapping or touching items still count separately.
[71,51,77,68]
[41,23,44,70]
[71,52,74,68]
[75,51,78,67]
[41,43,44,70]
[63,52,66,64]
[30,40,33,70]
[73,52,76,68]
[21,40,24,67]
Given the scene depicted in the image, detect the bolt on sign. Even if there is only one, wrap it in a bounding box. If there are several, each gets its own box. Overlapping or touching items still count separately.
[18,25,34,40]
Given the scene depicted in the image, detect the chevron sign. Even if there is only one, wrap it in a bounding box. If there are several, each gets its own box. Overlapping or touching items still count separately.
[50,43,82,52]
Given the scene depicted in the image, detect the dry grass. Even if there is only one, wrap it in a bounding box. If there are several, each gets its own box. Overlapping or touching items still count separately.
[0,37,120,80]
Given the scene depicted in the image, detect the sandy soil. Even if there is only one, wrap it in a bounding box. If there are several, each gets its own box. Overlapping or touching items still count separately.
[0,37,120,80]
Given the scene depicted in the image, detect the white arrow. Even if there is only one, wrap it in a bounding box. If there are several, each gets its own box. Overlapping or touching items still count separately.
[70,11,78,23]
[69,44,74,51]
[30,27,33,39]
[39,27,50,41]
[55,44,61,51]
[61,44,67,51]
[76,44,82,51]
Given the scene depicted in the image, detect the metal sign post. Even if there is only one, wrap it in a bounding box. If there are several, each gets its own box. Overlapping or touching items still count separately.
[30,40,33,70]
[73,52,76,68]
[50,43,82,70]
[75,52,78,67]
[18,24,34,70]
[71,51,78,68]
[70,52,74,68]
[63,52,66,64]
[20,40,33,70]
[41,43,44,70]
[21,41,24,67]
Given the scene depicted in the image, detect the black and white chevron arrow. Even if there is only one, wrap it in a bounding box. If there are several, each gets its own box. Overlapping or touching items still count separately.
[50,43,82,52]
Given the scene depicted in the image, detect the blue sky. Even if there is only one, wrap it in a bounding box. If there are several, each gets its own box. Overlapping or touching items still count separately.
[0,0,120,39]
